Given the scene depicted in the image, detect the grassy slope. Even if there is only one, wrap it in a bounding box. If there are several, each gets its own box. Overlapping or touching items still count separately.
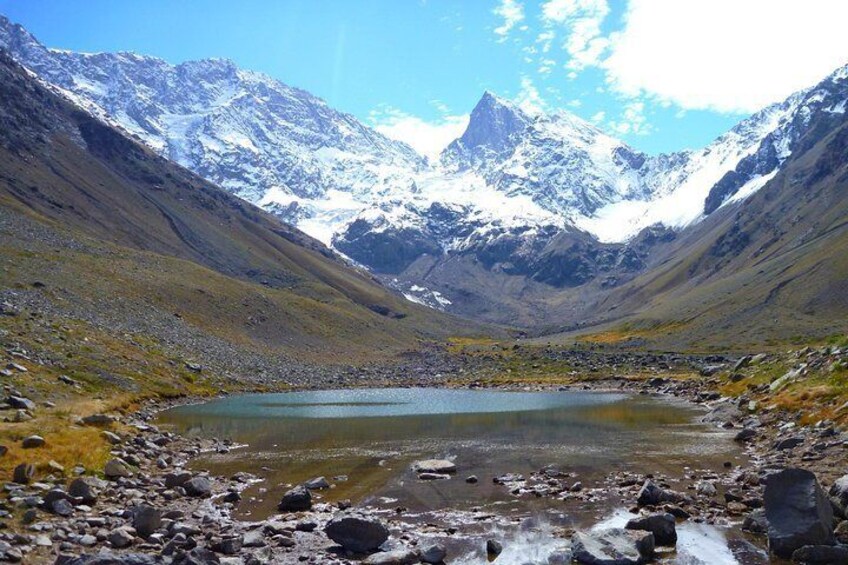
[0,53,491,482]
[536,106,848,351]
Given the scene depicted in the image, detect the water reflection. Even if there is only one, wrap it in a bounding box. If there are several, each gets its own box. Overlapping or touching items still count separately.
[157,388,742,521]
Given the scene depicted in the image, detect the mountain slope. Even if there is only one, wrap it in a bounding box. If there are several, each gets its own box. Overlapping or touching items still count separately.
[0,50,481,370]
[542,92,848,350]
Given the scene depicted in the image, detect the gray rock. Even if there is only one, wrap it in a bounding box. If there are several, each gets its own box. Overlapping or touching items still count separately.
[101,431,121,445]
[828,474,848,517]
[104,458,133,479]
[324,515,389,552]
[131,505,162,538]
[572,528,655,565]
[109,527,135,548]
[418,472,451,481]
[21,435,45,448]
[172,548,221,565]
[69,477,106,504]
[764,468,835,558]
[742,509,769,534]
[734,428,757,442]
[420,543,447,563]
[211,536,242,555]
[242,529,266,548]
[775,436,805,450]
[791,544,848,564]
[412,459,456,474]
[7,396,35,410]
[304,476,330,490]
[164,471,193,488]
[81,414,116,426]
[636,479,682,506]
[50,498,74,517]
[486,539,503,558]
[362,549,419,565]
[625,513,677,546]
[278,485,311,512]
[183,476,213,497]
[12,462,34,484]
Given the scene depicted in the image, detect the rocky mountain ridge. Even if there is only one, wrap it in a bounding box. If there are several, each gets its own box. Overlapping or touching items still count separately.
[1,15,847,327]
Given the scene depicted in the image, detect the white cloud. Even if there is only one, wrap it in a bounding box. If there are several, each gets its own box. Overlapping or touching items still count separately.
[540,0,610,71]
[369,107,469,160]
[515,76,549,114]
[602,0,848,113]
[493,0,525,41]
[607,100,651,136]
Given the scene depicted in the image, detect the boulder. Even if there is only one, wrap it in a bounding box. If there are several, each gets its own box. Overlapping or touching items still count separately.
[69,477,106,504]
[775,436,805,450]
[164,471,193,489]
[278,485,311,512]
[791,544,848,564]
[636,479,683,506]
[572,528,655,565]
[742,509,769,534]
[172,548,221,565]
[625,513,677,546]
[183,476,213,497]
[734,428,757,442]
[104,458,133,479]
[764,468,835,558]
[21,435,45,448]
[12,462,34,484]
[420,543,447,563]
[324,515,389,552]
[81,414,116,426]
[108,527,135,549]
[304,476,330,490]
[362,549,419,565]
[132,505,162,538]
[486,539,503,558]
[412,459,456,474]
[7,396,35,411]
[828,474,848,517]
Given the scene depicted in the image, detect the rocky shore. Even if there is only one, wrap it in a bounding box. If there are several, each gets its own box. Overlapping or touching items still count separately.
[0,344,846,564]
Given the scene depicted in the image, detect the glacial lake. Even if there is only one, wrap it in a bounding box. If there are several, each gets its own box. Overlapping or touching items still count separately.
[157,388,748,525]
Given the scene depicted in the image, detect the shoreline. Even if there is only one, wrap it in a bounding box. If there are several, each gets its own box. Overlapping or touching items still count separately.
[6,355,847,564]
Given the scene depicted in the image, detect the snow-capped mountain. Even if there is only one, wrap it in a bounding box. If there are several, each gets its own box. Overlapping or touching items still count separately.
[2,14,847,313]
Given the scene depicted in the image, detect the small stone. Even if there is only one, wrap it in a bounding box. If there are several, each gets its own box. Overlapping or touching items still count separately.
[486,539,503,558]
[132,504,162,538]
[21,435,45,448]
[420,543,447,563]
[12,462,34,484]
[183,476,213,497]
[278,485,311,512]
[412,459,456,474]
[104,458,133,479]
[109,527,135,548]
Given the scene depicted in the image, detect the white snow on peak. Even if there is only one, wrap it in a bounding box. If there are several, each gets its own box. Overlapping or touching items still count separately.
[2,14,845,259]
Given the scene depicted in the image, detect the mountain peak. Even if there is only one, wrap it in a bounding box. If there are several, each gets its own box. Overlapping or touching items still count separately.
[441,90,530,166]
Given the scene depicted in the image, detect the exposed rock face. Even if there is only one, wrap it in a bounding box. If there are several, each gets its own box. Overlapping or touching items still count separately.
[324,515,389,553]
[764,468,835,558]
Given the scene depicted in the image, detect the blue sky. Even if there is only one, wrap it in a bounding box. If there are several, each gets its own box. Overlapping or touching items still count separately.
[3,0,848,157]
